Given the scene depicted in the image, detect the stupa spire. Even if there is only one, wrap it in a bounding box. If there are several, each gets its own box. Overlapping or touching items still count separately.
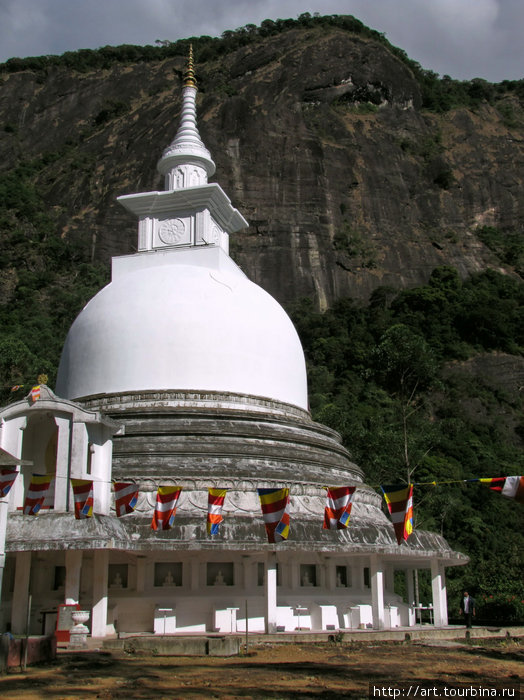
[157,44,216,190]
[184,43,196,87]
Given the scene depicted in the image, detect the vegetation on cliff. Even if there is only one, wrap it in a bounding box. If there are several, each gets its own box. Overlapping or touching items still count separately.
[0,155,109,398]
[289,266,524,614]
[1,14,523,306]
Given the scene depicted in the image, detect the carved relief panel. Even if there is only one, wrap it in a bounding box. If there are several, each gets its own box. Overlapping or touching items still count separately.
[153,215,192,248]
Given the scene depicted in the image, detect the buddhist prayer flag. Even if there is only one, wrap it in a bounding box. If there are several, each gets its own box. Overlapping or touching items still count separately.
[207,488,227,535]
[479,476,524,504]
[381,483,414,545]
[0,469,18,498]
[113,482,139,516]
[30,385,41,402]
[151,486,182,530]
[71,479,94,519]
[257,487,290,543]
[23,474,54,515]
[323,486,356,529]
[41,478,55,509]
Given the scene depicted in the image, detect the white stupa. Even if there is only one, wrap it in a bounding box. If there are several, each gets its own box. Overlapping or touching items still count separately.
[0,48,467,639]
[56,51,306,410]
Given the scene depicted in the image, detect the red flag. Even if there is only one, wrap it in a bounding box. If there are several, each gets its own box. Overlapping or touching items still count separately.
[71,478,94,519]
[207,488,227,535]
[0,469,18,498]
[381,484,414,545]
[323,486,356,529]
[114,482,139,516]
[257,488,290,542]
[151,486,182,530]
[23,474,54,515]
[480,476,524,504]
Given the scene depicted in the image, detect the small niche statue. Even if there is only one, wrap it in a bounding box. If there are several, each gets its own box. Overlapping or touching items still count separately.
[214,570,225,586]
[163,570,175,586]
[111,572,123,588]
[302,571,313,586]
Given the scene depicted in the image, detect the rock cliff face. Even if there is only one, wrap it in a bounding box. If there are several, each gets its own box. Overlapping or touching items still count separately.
[1,26,523,308]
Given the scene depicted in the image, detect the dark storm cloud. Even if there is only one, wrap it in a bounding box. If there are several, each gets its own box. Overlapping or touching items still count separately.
[0,0,523,81]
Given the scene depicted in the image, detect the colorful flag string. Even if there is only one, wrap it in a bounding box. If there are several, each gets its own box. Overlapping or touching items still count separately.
[8,472,522,544]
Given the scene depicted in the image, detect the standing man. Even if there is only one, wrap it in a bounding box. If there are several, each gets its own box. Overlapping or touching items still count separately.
[460,591,476,628]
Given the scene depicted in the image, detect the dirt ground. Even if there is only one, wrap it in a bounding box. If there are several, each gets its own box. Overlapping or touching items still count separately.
[0,637,522,699]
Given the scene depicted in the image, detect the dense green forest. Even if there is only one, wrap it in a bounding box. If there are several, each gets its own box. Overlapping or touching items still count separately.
[0,154,110,400]
[289,268,524,622]
[1,14,523,624]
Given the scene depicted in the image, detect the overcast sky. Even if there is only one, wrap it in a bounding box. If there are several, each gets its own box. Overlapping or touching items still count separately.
[0,0,523,82]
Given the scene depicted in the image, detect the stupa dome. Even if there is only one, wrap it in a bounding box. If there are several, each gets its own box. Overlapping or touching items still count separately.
[55,247,308,408]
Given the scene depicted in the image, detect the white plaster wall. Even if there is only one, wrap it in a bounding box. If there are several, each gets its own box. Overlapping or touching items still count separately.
[56,248,308,409]
[0,416,26,510]
[1,549,431,635]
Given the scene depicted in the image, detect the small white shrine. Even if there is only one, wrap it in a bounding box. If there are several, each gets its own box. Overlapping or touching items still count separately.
[0,50,467,639]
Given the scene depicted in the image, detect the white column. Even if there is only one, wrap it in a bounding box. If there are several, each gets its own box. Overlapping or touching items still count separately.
[265,552,278,633]
[65,550,83,604]
[370,555,385,630]
[290,558,300,590]
[242,556,252,589]
[0,498,9,625]
[3,416,27,510]
[70,422,88,478]
[91,550,109,638]
[317,560,326,589]
[385,566,395,593]
[325,558,336,590]
[89,427,113,515]
[11,551,31,634]
[190,559,200,590]
[0,552,5,632]
[431,559,448,627]
[136,557,146,593]
[349,563,359,590]
[406,569,415,606]
[54,416,72,511]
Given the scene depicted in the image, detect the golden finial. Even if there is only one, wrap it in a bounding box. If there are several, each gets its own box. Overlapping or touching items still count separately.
[184,44,196,87]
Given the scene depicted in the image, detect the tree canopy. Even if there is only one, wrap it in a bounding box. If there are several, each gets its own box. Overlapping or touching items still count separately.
[289,267,524,617]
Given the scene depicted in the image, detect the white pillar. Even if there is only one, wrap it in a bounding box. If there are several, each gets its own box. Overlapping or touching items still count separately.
[3,416,27,510]
[370,555,385,630]
[242,556,252,589]
[11,551,31,634]
[89,427,113,515]
[190,559,200,590]
[54,416,72,511]
[65,550,83,604]
[406,569,415,606]
[290,558,300,590]
[0,499,9,625]
[70,421,88,478]
[265,552,278,633]
[136,557,146,593]
[349,563,359,590]
[325,558,336,590]
[91,550,108,638]
[0,551,5,632]
[385,566,395,593]
[431,559,448,627]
